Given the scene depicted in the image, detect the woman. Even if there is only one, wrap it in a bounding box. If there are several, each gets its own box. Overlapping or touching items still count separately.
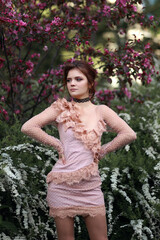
[21,60,136,240]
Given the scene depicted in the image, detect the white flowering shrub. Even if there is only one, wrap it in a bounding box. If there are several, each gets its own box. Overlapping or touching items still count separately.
[99,82,160,240]
[0,140,58,239]
[0,81,160,239]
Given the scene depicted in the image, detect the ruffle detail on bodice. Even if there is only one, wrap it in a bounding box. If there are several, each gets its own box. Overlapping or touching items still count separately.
[52,98,107,163]
[46,162,99,185]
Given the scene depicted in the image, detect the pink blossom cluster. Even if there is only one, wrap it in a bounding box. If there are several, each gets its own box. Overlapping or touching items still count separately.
[0,0,157,122]
[95,89,116,107]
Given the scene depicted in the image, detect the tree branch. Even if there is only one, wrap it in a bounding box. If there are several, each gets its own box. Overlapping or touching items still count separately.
[1,27,15,112]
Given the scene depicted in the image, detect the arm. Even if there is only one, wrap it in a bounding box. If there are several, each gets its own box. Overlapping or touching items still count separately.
[21,101,66,164]
[99,105,137,159]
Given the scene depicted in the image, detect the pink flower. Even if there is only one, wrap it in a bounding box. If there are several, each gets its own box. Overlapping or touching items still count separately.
[45,25,51,32]
[132,5,137,12]
[123,87,131,99]
[26,60,34,68]
[51,17,61,26]
[147,75,152,84]
[19,20,27,27]
[117,105,125,110]
[1,83,10,92]
[119,29,125,35]
[2,109,8,115]
[144,43,150,50]
[143,58,150,68]
[92,20,98,30]
[16,40,24,47]
[15,109,21,114]
[26,60,34,75]
[37,3,46,9]
[4,0,12,7]
[116,0,127,7]
[43,46,48,51]
[104,48,109,54]
[13,30,18,35]
[102,5,111,17]
[149,16,154,21]
[0,58,5,69]
[1,96,5,102]
[31,53,40,58]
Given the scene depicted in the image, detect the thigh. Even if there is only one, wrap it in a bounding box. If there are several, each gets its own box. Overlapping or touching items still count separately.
[83,214,108,240]
[54,216,74,240]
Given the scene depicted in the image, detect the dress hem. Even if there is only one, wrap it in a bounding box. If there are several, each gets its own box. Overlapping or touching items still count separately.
[49,205,106,218]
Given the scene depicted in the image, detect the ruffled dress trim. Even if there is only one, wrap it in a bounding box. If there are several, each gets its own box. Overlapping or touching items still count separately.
[49,205,106,218]
[52,98,106,163]
[46,162,98,185]
[47,98,107,185]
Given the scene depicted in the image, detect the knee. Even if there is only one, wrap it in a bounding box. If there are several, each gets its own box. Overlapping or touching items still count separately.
[97,236,108,240]
[57,233,74,240]
[57,236,74,240]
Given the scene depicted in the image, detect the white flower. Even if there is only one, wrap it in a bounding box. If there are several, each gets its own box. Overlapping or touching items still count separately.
[125,144,130,151]
[119,113,131,123]
[3,166,17,179]
[100,172,107,182]
[110,168,120,191]
[0,232,12,240]
[142,182,159,204]
[0,182,5,192]
[143,147,158,160]
[130,219,143,237]
[154,161,160,171]
[22,209,28,229]
[107,192,114,235]
[119,189,132,204]
[14,237,26,240]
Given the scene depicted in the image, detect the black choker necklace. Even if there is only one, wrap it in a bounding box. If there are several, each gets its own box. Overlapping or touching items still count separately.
[73,97,90,103]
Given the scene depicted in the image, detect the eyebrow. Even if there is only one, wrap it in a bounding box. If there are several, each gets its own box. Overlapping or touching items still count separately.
[66,76,83,80]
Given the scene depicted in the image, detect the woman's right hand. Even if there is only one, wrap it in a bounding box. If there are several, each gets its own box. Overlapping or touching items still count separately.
[58,148,66,165]
[55,140,66,165]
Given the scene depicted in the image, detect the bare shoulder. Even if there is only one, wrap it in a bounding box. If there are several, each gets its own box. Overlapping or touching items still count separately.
[96,104,113,113]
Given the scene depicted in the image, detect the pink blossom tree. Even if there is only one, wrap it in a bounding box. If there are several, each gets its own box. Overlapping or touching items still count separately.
[0,0,158,122]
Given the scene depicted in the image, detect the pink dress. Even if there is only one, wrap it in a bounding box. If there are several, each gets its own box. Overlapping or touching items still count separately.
[21,98,136,219]
[46,98,107,218]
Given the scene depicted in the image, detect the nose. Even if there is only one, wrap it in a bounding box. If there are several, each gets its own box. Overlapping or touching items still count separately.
[70,79,76,85]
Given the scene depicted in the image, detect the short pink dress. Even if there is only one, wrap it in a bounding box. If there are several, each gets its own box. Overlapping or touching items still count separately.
[46,98,107,219]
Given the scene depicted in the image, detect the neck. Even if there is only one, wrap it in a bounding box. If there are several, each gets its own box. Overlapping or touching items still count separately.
[72,96,90,103]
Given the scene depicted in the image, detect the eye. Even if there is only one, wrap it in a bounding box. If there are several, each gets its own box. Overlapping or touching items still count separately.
[66,79,71,82]
[76,77,82,81]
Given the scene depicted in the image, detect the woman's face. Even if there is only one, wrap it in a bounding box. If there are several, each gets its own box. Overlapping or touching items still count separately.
[66,68,90,99]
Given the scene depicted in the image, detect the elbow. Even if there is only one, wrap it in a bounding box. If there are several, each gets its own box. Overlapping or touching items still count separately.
[131,131,137,141]
[21,123,29,134]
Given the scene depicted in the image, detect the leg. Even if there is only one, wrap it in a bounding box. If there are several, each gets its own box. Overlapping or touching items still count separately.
[54,216,74,240]
[83,214,108,240]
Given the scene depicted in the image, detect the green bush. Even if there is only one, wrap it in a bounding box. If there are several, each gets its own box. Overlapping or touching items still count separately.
[0,121,59,239]
[0,82,160,240]
[99,81,160,240]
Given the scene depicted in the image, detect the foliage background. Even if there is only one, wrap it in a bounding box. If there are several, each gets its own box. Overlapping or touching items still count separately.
[0,0,160,239]
[0,80,160,240]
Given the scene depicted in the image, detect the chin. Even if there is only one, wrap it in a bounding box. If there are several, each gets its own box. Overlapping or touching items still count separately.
[70,93,80,98]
